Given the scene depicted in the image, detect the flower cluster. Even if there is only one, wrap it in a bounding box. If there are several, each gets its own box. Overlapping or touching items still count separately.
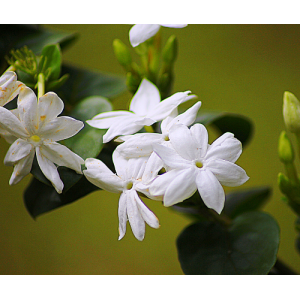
[0,25,249,242]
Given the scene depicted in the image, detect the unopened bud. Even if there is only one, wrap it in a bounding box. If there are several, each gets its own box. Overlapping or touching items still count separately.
[162,35,178,65]
[278,131,294,164]
[126,72,141,94]
[283,91,300,133]
[113,39,132,70]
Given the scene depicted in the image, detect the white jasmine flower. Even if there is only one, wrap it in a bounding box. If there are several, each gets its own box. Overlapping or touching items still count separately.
[149,123,249,214]
[116,101,202,183]
[0,71,24,106]
[0,86,84,193]
[129,24,187,47]
[83,151,160,241]
[87,78,195,143]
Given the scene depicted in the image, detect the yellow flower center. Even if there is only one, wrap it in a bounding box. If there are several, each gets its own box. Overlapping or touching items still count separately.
[126,181,133,190]
[30,135,41,143]
[195,161,203,168]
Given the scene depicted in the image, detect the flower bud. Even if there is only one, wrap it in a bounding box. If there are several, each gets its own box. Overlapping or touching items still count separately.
[162,35,178,65]
[283,91,300,133]
[113,39,132,71]
[278,131,294,164]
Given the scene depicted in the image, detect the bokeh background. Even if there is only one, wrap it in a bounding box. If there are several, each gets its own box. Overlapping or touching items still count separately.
[1,24,300,274]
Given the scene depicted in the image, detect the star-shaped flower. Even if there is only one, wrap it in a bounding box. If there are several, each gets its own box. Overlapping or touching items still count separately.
[87,78,195,143]
[129,24,187,47]
[0,71,24,106]
[83,151,159,241]
[149,123,249,213]
[0,86,84,193]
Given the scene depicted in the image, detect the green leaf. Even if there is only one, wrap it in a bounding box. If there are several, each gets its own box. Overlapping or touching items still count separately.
[39,44,62,81]
[223,186,271,219]
[56,64,127,105]
[63,96,113,159]
[195,110,253,146]
[177,211,280,275]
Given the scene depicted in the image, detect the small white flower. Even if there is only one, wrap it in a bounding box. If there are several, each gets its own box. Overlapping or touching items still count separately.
[149,123,249,214]
[0,71,24,106]
[87,78,195,143]
[0,86,84,193]
[83,151,159,241]
[129,24,187,47]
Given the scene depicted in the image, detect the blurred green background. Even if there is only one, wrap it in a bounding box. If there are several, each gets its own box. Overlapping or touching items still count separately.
[1,24,300,274]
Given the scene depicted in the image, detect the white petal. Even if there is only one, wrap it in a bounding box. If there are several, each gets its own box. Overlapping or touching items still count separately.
[9,150,35,185]
[126,190,145,241]
[40,142,84,173]
[196,169,225,214]
[87,111,134,128]
[149,169,183,197]
[0,106,28,138]
[169,124,198,161]
[36,147,64,193]
[153,143,192,169]
[39,116,84,142]
[83,158,123,193]
[142,152,164,184]
[118,192,128,240]
[17,86,38,135]
[169,101,202,127]
[129,78,161,115]
[147,91,195,121]
[0,71,23,106]
[163,168,197,206]
[101,116,144,143]
[206,159,249,187]
[134,191,159,229]
[160,24,188,28]
[4,139,33,166]
[205,133,242,163]
[190,123,208,158]
[116,133,161,158]
[129,24,161,47]
[38,92,64,127]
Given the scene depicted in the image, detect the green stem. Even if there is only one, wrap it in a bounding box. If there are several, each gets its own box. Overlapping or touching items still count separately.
[5,65,16,73]
[37,73,45,100]
[285,162,299,186]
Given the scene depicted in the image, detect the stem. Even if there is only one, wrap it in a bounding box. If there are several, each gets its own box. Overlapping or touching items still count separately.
[37,73,45,100]
[285,162,299,186]
[5,65,16,73]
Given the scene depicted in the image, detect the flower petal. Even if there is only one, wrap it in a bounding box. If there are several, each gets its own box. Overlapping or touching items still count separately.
[17,86,38,135]
[169,124,198,161]
[147,91,196,121]
[87,111,134,128]
[129,24,161,47]
[141,152,164,184]
[153,143,192,169]
[190,123,208,158]
[9,150,35,185]
[196,169,225,214]
[205,133,242,163]
[0,106,28,138]
[38,92,64,127]
[206,159,249,187]
[163,168,197,206]
[118,192,128,240]
[116,133,161,158]
[129,78,161,115]
[39,116,84,142]
[0,71,23,106]
[160,24,188,28]
[40,142,84,173]
[134,191,159,229]
[126,190,145,241]
[36,146,64,193]
[4,138,33,166]
[83,158,123,193]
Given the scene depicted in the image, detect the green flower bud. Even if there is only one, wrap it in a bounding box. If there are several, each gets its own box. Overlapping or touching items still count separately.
[278,172,292,194]
[283,91,300,133]
[126,72,141,94]
[113,39,132,70]
[278,131,294,164]
[162,35,178,65]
